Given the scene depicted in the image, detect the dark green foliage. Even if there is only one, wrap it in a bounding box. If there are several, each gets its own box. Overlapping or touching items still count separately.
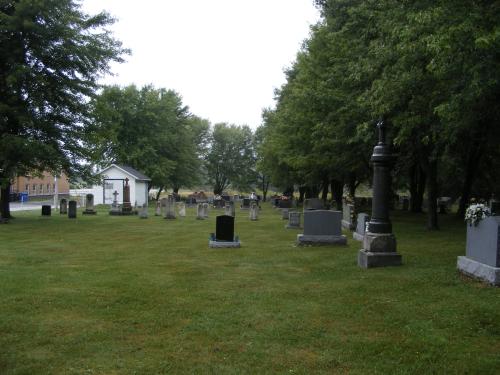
[0,0,127,217]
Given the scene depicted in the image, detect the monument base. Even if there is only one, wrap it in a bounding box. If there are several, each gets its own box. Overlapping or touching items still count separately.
[164,215,176,220]
[358,249,402,268]
[297,234,347,246]
[209,240,241,248]
[353,232,364,242]
[109,210,136,216]
[457,256,500,286]
[285,224,301,230]
[0,218,9,224]
[82,210,97,215]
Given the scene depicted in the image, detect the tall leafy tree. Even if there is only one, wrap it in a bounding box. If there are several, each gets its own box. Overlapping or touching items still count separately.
[205,123,256,195]
[90,85,207,197]
[0,0,127,218]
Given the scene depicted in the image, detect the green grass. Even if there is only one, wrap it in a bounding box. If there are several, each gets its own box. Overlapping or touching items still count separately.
[0,206,499,374]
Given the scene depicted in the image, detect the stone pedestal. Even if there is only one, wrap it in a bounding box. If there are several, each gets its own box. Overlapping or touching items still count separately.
[457,256,500,286]
[358,232,402,268]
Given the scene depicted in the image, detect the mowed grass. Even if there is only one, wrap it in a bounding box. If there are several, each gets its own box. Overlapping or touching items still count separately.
[0,205,499,374]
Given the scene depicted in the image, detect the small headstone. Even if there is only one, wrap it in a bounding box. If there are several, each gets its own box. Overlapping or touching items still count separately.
[282,208,289,220]
[241,198,251,209]
[209,215,240,248]
[353,213,370,242]
[286,211,302,229]
[341,201,355,230]
[303,198,324,211]
[155,200,162,216]
[457,216,500,285]
[178,202,186,217]
[196,203,205,220]
[203,203,209,218]
[224,201,235,217]
[83,193,97,215]
[59,199,67,215]
[249,202,259,221]
[297,210,347,246]
[139,204,148,219]
[68,200,77,219]
[401,197,410,211]
[41,205,51,216]
[165,196,176,219]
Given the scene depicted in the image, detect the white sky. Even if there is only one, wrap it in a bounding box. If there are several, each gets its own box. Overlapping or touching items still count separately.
[81,0,321,129]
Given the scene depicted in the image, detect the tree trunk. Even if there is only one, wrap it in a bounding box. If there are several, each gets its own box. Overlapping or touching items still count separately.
[261,175,270,202]
[426,159,439,230]
[330,179,343,210]
[0,181,12,219]
[155,186,164,201]
[298,186,306,203]
[347,173,357,198]
[457,141,484,218]
[409,163,426,213]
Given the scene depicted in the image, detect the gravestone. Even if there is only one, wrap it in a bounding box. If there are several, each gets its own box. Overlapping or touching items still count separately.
[83,193,97,215]
[303,198,324,211]
[196,203,205,220]
[203,203,209,218]
[241,198,251,210]
[139,204,148,219]
[109,190,121,215]
[178,202,186,217]
[68,200,77,219]
[165,196,176,219]
[286,211,302,229]
[341,201,355,230]
[60,199,67,215]
[224,201,235,217]
[249,202,259,221]
[282,208,289,220]
[209,215,240,248]
[457,216,500,285]
[221,195,231,202]
[278,199,292,209]
[353,213,370,242]
[297,210,346,246]
[122,178,132,214]
[160,198,168,216]
[213,199,225,209]
[41,205,51,216]
[155,200,162,216]
[358,119,402,268]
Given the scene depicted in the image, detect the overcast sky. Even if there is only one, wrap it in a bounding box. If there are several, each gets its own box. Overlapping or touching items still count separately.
[81,0,321,129]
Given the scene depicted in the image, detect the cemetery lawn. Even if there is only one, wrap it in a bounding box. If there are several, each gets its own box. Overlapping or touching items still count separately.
[1,207,499,375]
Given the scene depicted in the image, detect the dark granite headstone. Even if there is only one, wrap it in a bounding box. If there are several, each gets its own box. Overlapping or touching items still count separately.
[41,205,51,216]
[241,198,250,209]
[68,200,77,219]
[303,210,342,236]
[216,215,235,241]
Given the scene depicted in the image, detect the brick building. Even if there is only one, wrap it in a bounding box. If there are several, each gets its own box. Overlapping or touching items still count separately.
[11,172,70,199]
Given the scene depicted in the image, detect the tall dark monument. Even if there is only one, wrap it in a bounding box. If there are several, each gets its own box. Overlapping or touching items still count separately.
[122,178,132,213]
[358,119,402,268]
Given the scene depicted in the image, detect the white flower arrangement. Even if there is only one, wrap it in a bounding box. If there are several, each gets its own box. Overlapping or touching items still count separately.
[465,203,490,226]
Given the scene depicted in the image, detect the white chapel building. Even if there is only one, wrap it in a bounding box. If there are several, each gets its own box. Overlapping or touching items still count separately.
[91,164,151,206]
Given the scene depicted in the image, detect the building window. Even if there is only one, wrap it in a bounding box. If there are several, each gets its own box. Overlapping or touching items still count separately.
[33,184,36,194]
[47,183,50,192]
[39,184,43,193]
[25,184,29,192]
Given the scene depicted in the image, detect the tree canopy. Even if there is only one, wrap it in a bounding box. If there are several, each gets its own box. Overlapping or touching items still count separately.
[0,0,127,217]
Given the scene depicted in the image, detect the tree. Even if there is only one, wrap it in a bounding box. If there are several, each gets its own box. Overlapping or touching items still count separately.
[205,123,256,195]
[90,85,208,197]
[0,0,127,218]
